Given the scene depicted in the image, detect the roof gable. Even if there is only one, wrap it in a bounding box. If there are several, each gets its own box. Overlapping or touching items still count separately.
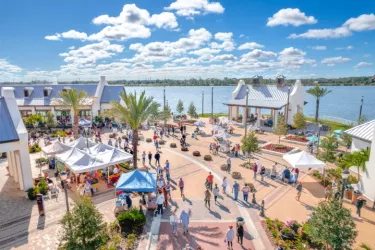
[100,85,124,103]
[235,84,292,101]
[345,120,375,142]
[0,98,19,144]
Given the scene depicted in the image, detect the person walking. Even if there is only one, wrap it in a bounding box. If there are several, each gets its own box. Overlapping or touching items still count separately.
[260,165,266,181]
[253,162,258,180]
[241,184,250,202]
[170,211,179,235]
[213,184,220,204]
[180,209,190,235]
[296,182,303,201]
[155,139,159,152]
[166,181,171,200]
[233,181,240,200]
[142,151,146,166]
[224,225,235,249]
[148,151,152,165]
[324,185,332,201]
[226,157,231,173]
[179,178,185,198]
[156,192,164,216]
[222,176,228,194]
[155,151,160,165]
[271,162,277,180]
[204,188,211,209]
[165,160,170,181]
[207,172,214,191]
[356,197,367,217]
[108,138,113,146]
[237,223,244,246]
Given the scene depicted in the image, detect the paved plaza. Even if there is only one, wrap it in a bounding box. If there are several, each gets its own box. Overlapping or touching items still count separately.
[1,118,375,249]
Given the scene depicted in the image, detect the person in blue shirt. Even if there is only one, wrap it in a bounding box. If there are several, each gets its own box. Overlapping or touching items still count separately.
[232,181,240,200]
[125,193,132,209]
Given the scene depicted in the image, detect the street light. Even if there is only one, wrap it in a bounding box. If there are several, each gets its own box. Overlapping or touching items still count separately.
[341,169,350,206]
[244,87,249,137]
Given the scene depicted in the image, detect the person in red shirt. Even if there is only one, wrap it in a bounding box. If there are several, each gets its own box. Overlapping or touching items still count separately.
[207,172,214,191]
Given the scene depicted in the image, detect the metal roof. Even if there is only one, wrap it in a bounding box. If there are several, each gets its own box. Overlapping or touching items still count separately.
[235,84,292,101]
[100,85,124,103]
[0,98,19,144]
[0,84,98,106]
[345,119,375,143]
[223,99,288,109]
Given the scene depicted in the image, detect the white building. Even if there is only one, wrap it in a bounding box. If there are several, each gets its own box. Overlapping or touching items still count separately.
[0,76,123,126]
[223,78,305,127]
[345,120,375,201]
[0,88,33,191]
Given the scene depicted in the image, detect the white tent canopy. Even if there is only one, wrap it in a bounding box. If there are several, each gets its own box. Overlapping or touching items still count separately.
[42,140,72,156]
[213,132,232,139]
[56,147,106,174]
[283,151,326,169]
[68,136,96,150]
[87,143,133,166]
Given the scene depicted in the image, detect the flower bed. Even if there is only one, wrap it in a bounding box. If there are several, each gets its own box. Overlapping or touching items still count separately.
[262,143,294,154]
[285,135,308,143]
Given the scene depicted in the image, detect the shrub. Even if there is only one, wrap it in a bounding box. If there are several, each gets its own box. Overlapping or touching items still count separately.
[273,144,287,149]
[126,234,137,249]
[35,157,48,165]
[29,143,41,153]
[27,187,38,200]
[117,209,146,236]
[109,133,117,139]
[119,162,132,171]
[38,179,49,195]
[348,175,359,184]
[170,143,177,148]
[203,155,212,161]
[146,138,152,143]
[240,162,252,169]
[192,151,200,156]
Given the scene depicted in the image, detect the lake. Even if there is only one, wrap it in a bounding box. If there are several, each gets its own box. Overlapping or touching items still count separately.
[123,85,373,122]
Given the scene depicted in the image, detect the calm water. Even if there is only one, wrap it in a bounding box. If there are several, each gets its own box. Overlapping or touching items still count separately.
[123,85,373,121]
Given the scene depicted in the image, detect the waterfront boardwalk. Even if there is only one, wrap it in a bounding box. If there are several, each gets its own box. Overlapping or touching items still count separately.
[0,117,374,249]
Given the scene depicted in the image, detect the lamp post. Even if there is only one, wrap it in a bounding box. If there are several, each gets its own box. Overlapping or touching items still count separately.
[316,123,322,155]
[244,87,249,137]
[358,96,364,124]
[202,91,204,117]
[341,169,350,207]
[285,86,291,127]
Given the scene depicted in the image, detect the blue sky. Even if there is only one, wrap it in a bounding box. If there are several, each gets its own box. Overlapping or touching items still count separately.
[0,0,374,82]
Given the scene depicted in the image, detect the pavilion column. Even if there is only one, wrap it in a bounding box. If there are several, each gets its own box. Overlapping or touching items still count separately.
[256,108,262,127]
[274,111,278,129]
[18,147,33,191]
[242,107,247,127]
[7,152,14,177]
[228,106,232,120]
[51,107,57,123]
[31,107,36,115]
[10,152,19,183]
[14,151,24,190]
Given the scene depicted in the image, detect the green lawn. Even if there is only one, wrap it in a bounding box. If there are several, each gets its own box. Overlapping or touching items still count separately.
[198,113,227,118]
[305,117,352,131]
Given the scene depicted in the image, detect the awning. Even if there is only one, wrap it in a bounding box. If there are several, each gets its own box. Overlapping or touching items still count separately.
[42,140,72,156]
[283,151,326,169]
[116,170,157,192]
[223,99,287,109]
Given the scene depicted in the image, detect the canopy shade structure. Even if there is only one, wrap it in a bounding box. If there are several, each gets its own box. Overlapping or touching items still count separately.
[212,125,223,131]
[193,120,205,127]
[223,99,287,109]
[116,170,157,192]
[68,136,96,150]
[78,118,92,127]
[87,143,133,166]
[283,151,326,170]
[42,140,72,156]
[307,136,319,142]
[213,132,232,139]
[56,147,106,174]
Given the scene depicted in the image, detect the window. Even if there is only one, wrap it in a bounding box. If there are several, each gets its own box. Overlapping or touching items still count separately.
[79,110,91,120]
[36,111,48,122]
[43,89,49,97]
[56,110,71,124]
[24,89,29,97]
[20,110,32,119]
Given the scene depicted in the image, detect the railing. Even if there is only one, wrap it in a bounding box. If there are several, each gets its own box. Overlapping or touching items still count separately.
[309,115,358,126]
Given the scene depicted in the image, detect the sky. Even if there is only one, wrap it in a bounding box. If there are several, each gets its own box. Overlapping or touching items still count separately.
[0,0,375,82]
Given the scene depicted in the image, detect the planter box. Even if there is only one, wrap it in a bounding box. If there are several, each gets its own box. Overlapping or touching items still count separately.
[261,142,296,157]
[281,135,308,146]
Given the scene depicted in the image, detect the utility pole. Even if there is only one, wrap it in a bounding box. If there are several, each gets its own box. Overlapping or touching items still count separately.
[163,85,166,127]
[358,96,364,124]
[211,87,213,122]
[202,91,204,116]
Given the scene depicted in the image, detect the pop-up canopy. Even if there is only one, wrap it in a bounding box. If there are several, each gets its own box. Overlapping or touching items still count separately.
[116,170,157,192]
[78,118,92,127]
[56,147,106,173]
[68,136,96,150]
[283,151,326,170]
[87,143,133,166]
[42,140,72,156]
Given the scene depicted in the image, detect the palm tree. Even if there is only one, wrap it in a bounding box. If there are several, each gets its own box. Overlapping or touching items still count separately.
[306,85,332,123]
[109,90,159,168]
[339,149,370,180]
[56,89,88,138]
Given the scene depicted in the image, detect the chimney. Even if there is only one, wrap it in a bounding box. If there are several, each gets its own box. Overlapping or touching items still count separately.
[276,75,285,88]
[1,87,15,99]
[100,76,108,86]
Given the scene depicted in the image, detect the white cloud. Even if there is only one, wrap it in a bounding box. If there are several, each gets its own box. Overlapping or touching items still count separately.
[61,30,88,40]
[321,56,351,64]
[0,59,22,73]
[45,34,61,41]
[363,54,371,58]
[238,42,264,50]
[239,34,245,38]
[149,12,178,29]
[214,32,232,41]
[335,45,353,50]
[355,62,373,68]
[210,41,235,51]
[189,28,212,42]
[343,14,375,31]
[288,27,352,39]
[189,48,220,57]
[88,24,151,41]
[267,8,317,27]
[241,49,277,60]
[129,43,143,51]
[311,45,326,50]
[278,47,315,69]
[68,46,75,50]
[165,0,224,17]
[210,54,236,61]
[327,64,335,67]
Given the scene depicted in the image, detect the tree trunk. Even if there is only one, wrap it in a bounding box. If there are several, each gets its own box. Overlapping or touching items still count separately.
[73,113,79,138]
[358,166,360,181]
[132,129,138,169]
[315,98,320,123]
[248,153,251,163]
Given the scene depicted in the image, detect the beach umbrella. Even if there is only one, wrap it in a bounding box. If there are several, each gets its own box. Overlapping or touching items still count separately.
[334,129,343,135]
[307,136,319,142]
[193,120,205,127]
[78,118,91,127]
[212,125,223,131]
[214,132,232,139]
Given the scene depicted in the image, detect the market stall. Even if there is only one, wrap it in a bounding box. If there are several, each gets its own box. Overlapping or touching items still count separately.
[42,140,72,156]
[115,170,157,213]
[68,136,96,150]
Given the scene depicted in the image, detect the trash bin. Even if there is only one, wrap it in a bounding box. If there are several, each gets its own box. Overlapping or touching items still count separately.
[344,186,353,200]
[352,190,361,204]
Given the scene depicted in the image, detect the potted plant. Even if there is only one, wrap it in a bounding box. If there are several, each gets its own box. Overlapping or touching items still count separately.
[204,155,212,161]
[181,147,188,152]
[232,172,242,179]
[220,164,227,171]
[192,151,201,156]
[38,179,49,196]
[170,143,177,148]
[146,138,152,143]
[27,187,39,200]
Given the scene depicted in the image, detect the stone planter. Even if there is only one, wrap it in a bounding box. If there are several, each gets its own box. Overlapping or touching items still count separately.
[170,143,177,148]
[232,172,242,179]
[281,135,308,146]
[181,147,188,152]
[220,164,227,171]
[158,140,165,145]
[146,138,152,143]
[192,151,201,157]
[261,142,296,157]
[203,155,212,161]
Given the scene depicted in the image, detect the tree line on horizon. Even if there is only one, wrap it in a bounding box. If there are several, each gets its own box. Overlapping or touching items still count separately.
[2,75,375,86]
